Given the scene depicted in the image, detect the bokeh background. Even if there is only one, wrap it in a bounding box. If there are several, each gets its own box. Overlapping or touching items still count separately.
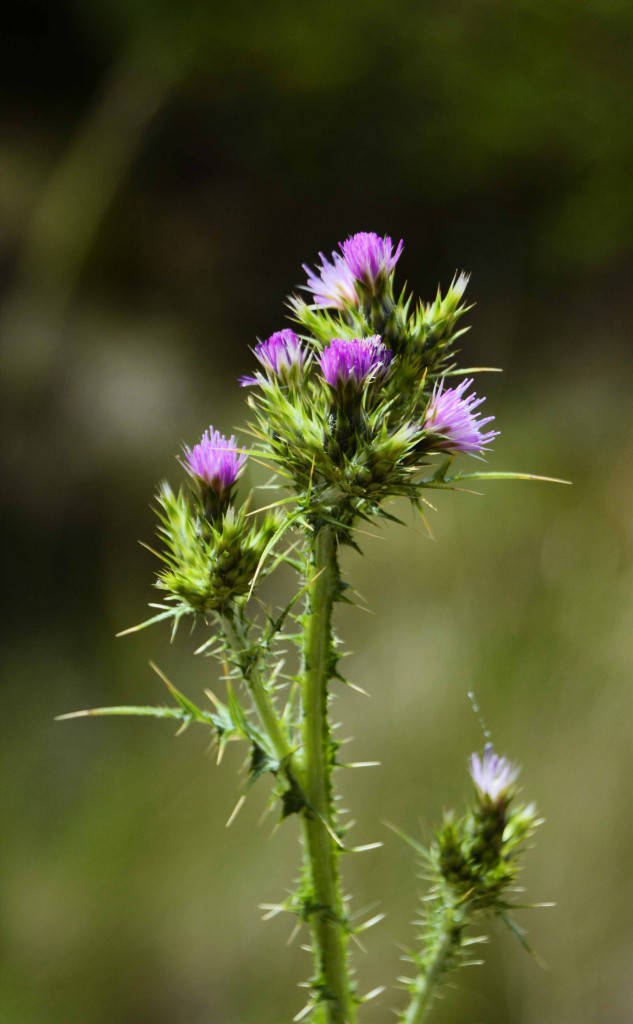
[2,2,632,1022]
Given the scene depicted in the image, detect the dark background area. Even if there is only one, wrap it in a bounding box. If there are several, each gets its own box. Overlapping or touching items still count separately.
[1,2,632,1022]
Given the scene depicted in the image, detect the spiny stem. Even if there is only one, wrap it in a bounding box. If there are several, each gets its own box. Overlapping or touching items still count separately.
[223,611,299,779]
[402,907,460,1024]
[300,525,356,1024]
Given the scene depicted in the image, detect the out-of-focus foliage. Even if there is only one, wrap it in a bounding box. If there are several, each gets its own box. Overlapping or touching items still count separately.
[1,2,631,1023]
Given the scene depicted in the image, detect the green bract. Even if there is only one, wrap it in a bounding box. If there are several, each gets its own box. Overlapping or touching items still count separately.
[154,483,283,616]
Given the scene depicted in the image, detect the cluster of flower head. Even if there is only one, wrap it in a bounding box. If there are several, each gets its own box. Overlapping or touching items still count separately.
[157,230,501,614]
[239,231,498,483]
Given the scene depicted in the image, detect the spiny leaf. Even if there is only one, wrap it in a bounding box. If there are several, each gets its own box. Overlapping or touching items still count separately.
[448,471,571,485]
[56,705,202,723]
[116,606,185,637]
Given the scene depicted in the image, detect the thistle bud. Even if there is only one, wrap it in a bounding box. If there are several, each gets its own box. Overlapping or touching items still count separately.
[320,337,393,453]
[340,231,403,295]
[423,379,498,455]
[240,329,306,387]
[469,743,519,808]
[183,427,247,519]
[303,250,358,309]
[320,336,392,395]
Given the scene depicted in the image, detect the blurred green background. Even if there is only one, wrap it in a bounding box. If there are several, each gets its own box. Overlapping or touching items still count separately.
[1,2,632,1022]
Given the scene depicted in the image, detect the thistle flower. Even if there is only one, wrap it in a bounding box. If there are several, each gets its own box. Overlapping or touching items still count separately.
[183,428,246,494]
[469,743,520,805]
[240,329,305,386]
[302,250,358,309]
[340,231,403,289]
[320,336,392,390]
[423,378,498,454]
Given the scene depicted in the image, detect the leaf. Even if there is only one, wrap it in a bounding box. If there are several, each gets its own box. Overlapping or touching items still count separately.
[449,471,572,485]
[149,660,206,720]
[116,606,184,637]
[56,705,206,723]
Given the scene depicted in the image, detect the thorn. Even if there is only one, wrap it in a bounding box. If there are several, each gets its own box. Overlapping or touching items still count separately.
[346,681,371,697]
[347,842,383,853]
[148,659,174,688]
[354,912,386,933]
[225,794,246,828]
[259,904,284,921]
[350,932,367,954]
[361,986,386,1003]
[293,1002,313,1022]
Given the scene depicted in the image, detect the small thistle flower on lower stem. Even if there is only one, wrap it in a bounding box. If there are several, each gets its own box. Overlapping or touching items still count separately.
[340,231,403,293]
[423,378,498,454]
[302,249,359,309]
[469,743,520,807]
[240,328,306,387]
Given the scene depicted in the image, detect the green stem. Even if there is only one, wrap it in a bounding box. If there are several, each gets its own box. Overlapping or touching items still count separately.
[300,526,356,1024]
[402,908,459,1024]
[224,612,298,778]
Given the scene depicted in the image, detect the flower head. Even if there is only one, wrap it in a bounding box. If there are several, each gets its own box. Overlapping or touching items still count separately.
[303,250,358,309]
[423,378,498,454]
[320,336,392,390]
[240,329,305,386]
[340,232,403,288]
[183,428,246,494]
[469,743,520,805]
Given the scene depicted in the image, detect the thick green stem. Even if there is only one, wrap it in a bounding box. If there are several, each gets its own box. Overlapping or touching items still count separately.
[402,908,459,1024]
[300,526,356,1024]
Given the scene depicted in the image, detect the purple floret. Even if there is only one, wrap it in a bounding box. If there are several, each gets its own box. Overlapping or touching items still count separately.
[469,743,520,804]
[424,378,498,454]
[320,336,392,388]
[240,329,305,386]
[303,250,358,309]
[183,428,247,493]
[340,232,403,284]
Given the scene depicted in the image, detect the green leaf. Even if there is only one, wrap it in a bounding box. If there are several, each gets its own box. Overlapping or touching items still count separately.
[55,705,209,724]
[448,471,571,485]
[116,606,185,637]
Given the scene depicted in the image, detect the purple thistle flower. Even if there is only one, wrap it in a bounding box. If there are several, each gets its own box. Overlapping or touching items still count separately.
[469,743,520,805]
[240,329,305,386]
[423,378,499,454]
[320,336,392,389]
[183,428,247,494]
[303,250,359,309]
[340,231,403,287]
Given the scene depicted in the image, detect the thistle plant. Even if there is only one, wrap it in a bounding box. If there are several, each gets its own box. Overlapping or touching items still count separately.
[60,231,562,1024]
